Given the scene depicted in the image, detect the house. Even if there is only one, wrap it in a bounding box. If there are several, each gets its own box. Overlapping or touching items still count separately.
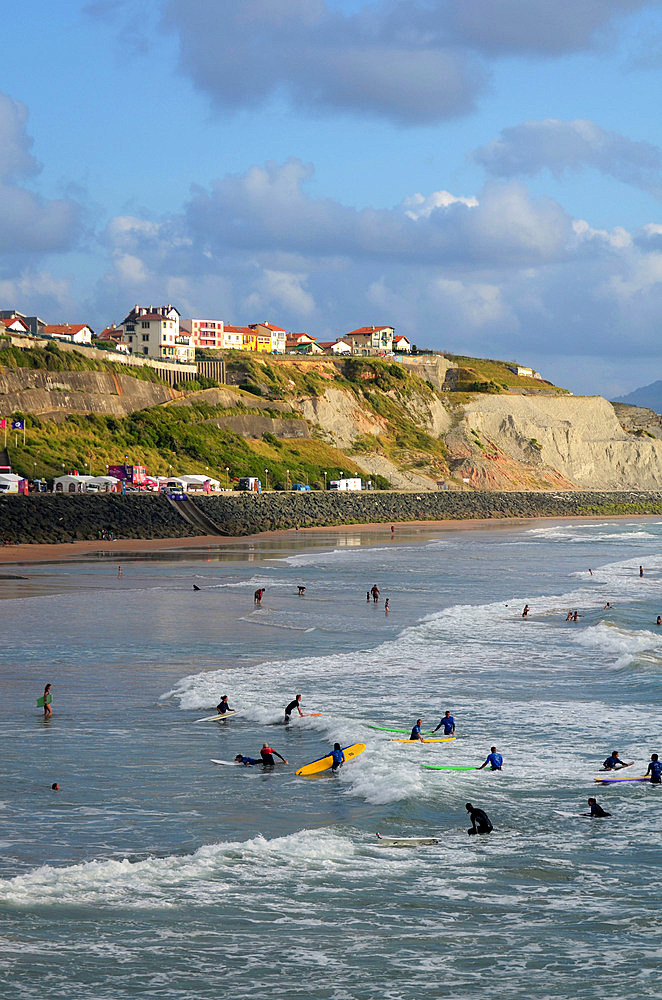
[249,322,287,353]
[393,335,411,353]
[223,325,253,350]
[118,304,194,363]
[287,340,324,355]
[285,332,318,352]
[318,339,351,355]
[0,310,46,337]
[95,325,129,353]
[43,324,94,345]
[344,325,394,355]
[0,315,30,334]
[181,318,226,351]
[509,365,542,380]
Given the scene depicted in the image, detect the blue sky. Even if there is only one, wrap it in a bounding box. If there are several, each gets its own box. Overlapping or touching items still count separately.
[2,0,662,396]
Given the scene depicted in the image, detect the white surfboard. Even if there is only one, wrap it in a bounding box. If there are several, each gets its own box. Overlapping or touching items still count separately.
[211,759,241,766]
[376,834,439,847]
[194,710,237,723]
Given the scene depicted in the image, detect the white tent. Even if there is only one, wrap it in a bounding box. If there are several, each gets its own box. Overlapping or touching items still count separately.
[178,474,221,492]
[0,473,27,494]
[88,476,120,492]
[53,474,95,493]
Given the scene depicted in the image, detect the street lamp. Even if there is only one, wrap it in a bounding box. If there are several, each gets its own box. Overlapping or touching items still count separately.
[264,468,269,490]
[286,468,290,489]
[323,471,327,490]
[225,466,230,488]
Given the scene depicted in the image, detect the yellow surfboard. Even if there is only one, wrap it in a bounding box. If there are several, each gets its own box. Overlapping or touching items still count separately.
[296,742,366,776]
[391,736,456,744]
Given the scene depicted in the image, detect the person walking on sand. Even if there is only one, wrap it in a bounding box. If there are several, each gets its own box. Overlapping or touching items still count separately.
[371,584,380,603]
[42,683,53,719]
[254,588,265,605]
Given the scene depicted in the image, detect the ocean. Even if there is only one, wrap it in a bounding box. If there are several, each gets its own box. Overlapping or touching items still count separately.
[0,519,660,999]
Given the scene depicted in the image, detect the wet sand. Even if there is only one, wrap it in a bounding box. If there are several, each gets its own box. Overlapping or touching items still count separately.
[0,513,658,565]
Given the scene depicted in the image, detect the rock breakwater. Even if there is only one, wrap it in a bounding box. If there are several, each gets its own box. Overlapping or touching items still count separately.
[3,490,662,545]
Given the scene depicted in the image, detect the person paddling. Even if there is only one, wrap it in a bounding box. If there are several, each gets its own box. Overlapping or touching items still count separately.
[234,754,261,766]
[583,797,610,817]
[602,750,633,771]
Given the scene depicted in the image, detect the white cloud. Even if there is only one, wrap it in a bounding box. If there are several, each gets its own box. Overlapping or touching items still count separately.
[402,190,479,220]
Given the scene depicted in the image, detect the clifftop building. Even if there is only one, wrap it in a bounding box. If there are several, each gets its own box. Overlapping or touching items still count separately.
[118,305,194,363]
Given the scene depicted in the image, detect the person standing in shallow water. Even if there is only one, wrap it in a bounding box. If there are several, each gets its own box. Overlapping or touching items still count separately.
[371,584,380,603]
[42,683,52,719]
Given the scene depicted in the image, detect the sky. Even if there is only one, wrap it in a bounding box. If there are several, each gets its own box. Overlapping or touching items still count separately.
[2,0,662,396]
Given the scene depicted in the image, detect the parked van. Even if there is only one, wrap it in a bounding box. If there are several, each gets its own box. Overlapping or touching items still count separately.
[328,478,362,492]
[236,477,262,493]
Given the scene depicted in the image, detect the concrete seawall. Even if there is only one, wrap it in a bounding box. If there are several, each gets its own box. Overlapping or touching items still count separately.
[4,490,662,544]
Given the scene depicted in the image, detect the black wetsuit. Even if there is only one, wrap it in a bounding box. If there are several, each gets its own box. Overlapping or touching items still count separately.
[216,701,232,714]
[467,807,493,835]
[589,802,611,817]
[284,699,300,720]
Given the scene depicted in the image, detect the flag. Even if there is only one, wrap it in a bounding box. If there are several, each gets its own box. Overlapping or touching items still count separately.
[12,419,24,430]
[0,419,5,428]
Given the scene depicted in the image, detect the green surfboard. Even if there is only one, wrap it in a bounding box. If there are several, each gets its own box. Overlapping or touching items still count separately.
[421,764,476,771]
[37,694,52,707]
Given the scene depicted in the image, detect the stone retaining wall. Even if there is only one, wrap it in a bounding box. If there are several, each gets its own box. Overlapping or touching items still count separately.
[3,490,662,545]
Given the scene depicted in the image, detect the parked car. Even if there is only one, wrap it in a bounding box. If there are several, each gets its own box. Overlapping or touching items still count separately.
[291,483,311,491]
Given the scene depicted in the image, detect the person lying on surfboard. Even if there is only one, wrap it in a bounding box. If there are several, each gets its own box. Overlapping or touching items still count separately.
[583,797,610,817]
[216,695,233,715]
[409,719,425,742]
[260,744,288,765]
[234,755,262,766]
[602,751,633,771]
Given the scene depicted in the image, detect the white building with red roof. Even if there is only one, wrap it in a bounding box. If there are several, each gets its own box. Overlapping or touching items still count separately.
[344,325,394,355]
[118,305,193,363]
[43,323,94,345]
[393,335,411,352]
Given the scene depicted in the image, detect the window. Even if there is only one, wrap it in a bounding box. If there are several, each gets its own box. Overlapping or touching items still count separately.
[127,335,133,342]
[142,334,149,342]
[126,324,135,332]
[143,347,148,355]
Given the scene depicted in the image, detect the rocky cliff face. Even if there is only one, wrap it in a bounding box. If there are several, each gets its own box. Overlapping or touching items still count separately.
[0,368,176,418]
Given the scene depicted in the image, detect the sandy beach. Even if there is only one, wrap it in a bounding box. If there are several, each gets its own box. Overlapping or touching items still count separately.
[1,512,658,565]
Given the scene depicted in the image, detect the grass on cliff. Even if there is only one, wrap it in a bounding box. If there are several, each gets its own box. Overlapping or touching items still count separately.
[7,405,374,489]
[446,354,567,393]
[0,342,169,385]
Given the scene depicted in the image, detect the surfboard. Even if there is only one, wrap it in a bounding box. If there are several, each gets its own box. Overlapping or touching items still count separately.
[211,759,241,766]
[594,775,650,783]
[296,742,366,776]
[421,764,476,771]
[368,725,436,734]
[391,736,456,744]
[194,711,237,723]
[376,834,439,847]
[36,694,52,707]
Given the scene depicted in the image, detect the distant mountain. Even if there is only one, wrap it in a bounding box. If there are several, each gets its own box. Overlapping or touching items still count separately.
[612,381,662,414]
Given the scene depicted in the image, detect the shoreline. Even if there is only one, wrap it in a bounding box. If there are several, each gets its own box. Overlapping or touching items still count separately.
[1,511,659,566]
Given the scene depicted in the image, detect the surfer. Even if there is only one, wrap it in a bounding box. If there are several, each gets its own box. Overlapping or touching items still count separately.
[331,743,345,771]
[260,744,288,765]
[522,604,530,618]
[602,750,633,771]
[640,565,644,577]
[432,710,455,736]
[297,585,306,595]
[284,694,304,722]
[646,753,662,785]
[234,754,262,766]
[478,746,503,771]
[254,588,265,604]
[584,797,610,818]
[193,584,201,591]
[42,683,52,719]
[216,695,233,715]
[410,719,425,742]
[466,802,493,835]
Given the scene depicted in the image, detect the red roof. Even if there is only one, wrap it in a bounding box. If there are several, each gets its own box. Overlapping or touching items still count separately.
[1,315,30,331]
[224,325,254,334]
[393,335,410,343]
[250,322,286,332]
[44,324,92,336]
[346,326,392,337]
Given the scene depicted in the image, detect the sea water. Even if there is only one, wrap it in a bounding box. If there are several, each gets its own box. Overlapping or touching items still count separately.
[0,520,660,999]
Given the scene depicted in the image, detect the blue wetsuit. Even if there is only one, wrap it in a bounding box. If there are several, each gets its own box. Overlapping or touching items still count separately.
[646,760,662,783]
[410,724,422,741]
[237,756,261,766]
[603,756,625,770]
[331,748,345,771]
[435,715,455,735]
[484,752,503,770]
